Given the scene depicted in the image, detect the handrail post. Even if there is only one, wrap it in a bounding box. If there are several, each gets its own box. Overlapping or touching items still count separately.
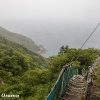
[86,66,93,100]
[59,64,69,97]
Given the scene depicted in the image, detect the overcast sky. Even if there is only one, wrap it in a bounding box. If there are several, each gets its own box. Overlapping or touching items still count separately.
[0,0,100,56]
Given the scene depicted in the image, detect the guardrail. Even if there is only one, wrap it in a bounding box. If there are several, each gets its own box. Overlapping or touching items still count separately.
[46,65,78,100]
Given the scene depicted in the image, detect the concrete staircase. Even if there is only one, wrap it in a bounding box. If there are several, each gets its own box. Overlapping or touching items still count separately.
[61,57,100,100]
[63,75,87,100]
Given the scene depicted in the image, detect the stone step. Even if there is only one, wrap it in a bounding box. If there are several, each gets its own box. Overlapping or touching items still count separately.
[63,75,87,100]
[68,83,86,89]
[70,79,86,84]
[67,87,86,94]
[69,81,86,86]
[65,92,86,100]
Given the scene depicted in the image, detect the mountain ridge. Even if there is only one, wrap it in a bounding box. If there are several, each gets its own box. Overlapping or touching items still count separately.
[0,26,45,54]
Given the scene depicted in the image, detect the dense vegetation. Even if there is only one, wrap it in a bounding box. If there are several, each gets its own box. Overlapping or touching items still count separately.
[0,27,45,54]
[49,46,99,74]
[0,36,50,100]
[0,35,100,100]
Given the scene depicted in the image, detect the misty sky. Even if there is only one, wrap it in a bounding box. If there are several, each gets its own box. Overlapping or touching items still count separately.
[0,0,100,56]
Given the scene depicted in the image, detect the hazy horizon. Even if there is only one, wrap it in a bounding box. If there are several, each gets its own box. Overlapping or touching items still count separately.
[0,0,100,56]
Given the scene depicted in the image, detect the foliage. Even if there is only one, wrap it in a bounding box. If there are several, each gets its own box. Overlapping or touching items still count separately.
[50,46,99,73]
[0,36,49,100]
[0,36,100,100]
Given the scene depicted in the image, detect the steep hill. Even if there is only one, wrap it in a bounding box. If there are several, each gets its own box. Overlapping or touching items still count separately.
[0,36,46,75]
[0,27,44,54]
[0,36,49,100]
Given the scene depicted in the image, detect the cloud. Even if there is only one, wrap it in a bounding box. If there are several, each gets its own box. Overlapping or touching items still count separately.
[0,0,100,56]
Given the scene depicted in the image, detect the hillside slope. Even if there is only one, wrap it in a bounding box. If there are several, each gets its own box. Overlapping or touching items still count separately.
[0,36,50,100]
[0,27,44,54]
[0,36,46,75]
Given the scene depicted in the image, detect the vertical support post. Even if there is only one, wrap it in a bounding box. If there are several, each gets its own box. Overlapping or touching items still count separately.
[86,66,93,100]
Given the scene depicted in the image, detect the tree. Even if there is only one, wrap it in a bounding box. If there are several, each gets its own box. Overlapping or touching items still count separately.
[59,45,65,54]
